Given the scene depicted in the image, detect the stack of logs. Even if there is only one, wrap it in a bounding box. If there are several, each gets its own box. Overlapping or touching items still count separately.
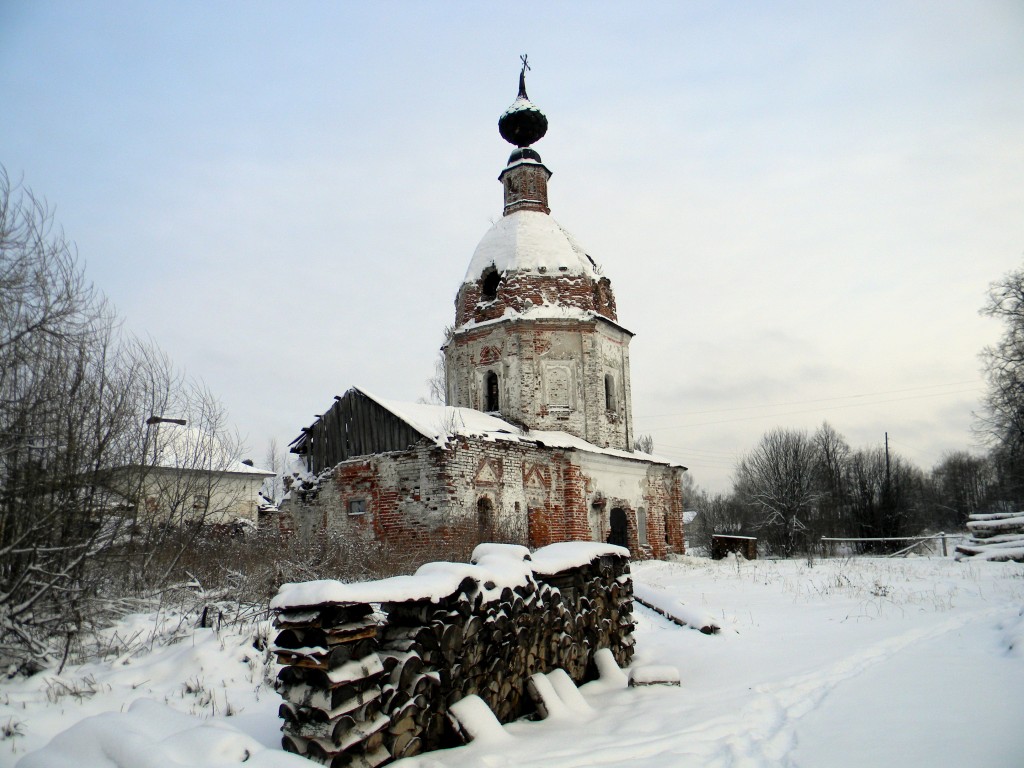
[955,511,1024,562]
[275,603,390,767]
[272,545,633,767]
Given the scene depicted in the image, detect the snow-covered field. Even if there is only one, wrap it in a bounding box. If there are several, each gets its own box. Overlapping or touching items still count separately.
[3,554,1023,768]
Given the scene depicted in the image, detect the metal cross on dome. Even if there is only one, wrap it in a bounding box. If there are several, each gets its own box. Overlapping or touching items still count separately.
[520,53,530,76]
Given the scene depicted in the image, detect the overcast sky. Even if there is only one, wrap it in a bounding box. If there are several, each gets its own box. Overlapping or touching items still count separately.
[2,2,1023,492]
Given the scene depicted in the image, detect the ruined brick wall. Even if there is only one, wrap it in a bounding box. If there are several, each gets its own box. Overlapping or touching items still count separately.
[445,318,633,451]
[271,544,634,765]
[523,455,586,548]
[302,442,542,563]
[663,468,686,554]
[641,464,686,558]
[455,270,617,327]
[573,453,687,560]
[279,437,684,566]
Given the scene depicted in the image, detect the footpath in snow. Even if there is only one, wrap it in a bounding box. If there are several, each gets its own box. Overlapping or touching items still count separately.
[3,554,1023,767]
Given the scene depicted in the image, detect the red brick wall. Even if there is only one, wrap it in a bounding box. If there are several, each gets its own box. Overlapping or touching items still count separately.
[455,271,618,328]
[285,437,685,566]
[500,162,551,215]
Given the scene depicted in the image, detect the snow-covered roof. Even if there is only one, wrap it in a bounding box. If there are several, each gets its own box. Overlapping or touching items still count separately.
[355,386,683,468]
[463,209,601,283]
[147,424,274,476]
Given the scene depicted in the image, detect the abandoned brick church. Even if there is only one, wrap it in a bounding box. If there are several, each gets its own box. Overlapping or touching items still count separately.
[287,66,687,560]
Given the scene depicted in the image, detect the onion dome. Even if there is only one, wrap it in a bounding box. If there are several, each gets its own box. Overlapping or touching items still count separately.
[498,61,548,148]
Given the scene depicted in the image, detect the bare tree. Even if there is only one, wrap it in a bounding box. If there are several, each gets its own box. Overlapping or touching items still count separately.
[121,351,246,587]
[811,421,852,538]
[263,436,283,504]
[0,169,243,672]
[736,428,820,557]
[844,445,928,551]
[634,433,655,454]
[426,325,455,405]
[930,451,993,528]
[686,487,750,554]
[978,265,1024,504]
[0,169,134,670]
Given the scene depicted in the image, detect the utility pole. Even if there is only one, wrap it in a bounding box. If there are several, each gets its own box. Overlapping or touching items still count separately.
[882,432,894,548]
[884,432,891,490]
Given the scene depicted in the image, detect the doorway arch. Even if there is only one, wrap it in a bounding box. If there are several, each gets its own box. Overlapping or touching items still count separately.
[609,507,628,548]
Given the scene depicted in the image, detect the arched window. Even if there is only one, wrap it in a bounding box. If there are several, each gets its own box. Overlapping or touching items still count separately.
[636,507,648,547]
[604,374,616,411]
[477,496,494,537]
[485,371,499,412]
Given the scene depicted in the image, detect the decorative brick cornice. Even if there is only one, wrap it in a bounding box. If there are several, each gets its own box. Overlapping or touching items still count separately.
[455,270,618,328]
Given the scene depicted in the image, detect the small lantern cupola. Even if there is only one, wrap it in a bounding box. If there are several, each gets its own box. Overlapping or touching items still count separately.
[497,55,553,216]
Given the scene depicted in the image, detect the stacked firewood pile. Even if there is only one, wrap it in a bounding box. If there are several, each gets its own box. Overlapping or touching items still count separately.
[270,543,633,766]
[956,512,1024,562]
[274,603,390,767]
[532,551,635,673]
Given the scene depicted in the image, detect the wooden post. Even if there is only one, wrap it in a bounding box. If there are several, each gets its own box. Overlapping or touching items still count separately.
[940,532,947,557]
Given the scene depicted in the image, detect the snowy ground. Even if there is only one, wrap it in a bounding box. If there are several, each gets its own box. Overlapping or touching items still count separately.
[3,554,1023,768]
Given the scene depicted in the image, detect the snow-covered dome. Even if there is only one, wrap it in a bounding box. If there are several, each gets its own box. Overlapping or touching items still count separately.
[451,61,619,329]
[463,209,600,284]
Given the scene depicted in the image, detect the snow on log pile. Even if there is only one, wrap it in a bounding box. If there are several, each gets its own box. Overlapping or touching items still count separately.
[269,542,634,766]
[955,512,1024,562]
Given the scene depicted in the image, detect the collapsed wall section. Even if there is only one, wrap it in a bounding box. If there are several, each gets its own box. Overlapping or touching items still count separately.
[270,542,634,766]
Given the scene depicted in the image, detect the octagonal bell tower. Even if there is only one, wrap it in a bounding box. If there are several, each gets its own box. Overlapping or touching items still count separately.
[444,59,635,450]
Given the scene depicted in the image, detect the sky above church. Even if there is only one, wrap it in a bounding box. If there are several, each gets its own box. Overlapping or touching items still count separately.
[2,1,1023,493]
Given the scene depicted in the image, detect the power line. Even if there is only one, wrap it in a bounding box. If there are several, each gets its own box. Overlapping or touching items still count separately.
[637,387,981,431]
[652,442,741,458]
[634,380,981,420]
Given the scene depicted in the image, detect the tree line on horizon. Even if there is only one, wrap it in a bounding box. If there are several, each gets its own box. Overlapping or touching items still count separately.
[684,266,1024,557]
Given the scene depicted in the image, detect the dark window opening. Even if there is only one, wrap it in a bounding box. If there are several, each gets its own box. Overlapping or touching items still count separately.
[609,507,628,548]
[481,268,501,300]
[485,371,499,412]
[477,496,493,537]
[604,374,616,411]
